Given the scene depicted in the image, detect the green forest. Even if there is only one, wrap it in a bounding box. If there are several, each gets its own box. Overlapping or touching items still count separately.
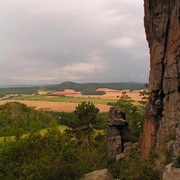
[42,81,146,91]
[0,87,39,98]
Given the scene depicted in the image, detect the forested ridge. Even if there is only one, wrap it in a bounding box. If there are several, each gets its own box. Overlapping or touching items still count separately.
[0,81,146,97]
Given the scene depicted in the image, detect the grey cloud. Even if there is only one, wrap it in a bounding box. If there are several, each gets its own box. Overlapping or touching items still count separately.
[0,0,149,85]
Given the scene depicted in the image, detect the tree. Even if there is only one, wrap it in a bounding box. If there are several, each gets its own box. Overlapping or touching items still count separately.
[115,92,144,142]
[139,84,149,106]
[64,102,99,143]
[116,91,134,109]
[0,102,56,136]
[74,101,99,126]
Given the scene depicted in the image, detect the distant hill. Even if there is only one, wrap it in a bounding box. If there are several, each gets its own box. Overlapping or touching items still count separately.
[0,84,38,88]
[0,82,146,98]
[42,81,146,91]
[0,87,39,98]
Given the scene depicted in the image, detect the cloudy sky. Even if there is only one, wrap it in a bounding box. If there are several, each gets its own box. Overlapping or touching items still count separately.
[0,0,149,85]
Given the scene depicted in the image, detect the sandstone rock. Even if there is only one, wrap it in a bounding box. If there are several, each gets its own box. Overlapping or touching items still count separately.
[166,140,175,153]
[116,153,125,161]
[134,142,141,148]
[133,143,141,153]
[107,127,122,162]
[107,107,129,162]
[124,142,133,149]
[115,135,121,145]
[108,107,127,126]
[142,0,180,158]
[124,146,137,156]
[81,169,113,180]
[162,163,180,180]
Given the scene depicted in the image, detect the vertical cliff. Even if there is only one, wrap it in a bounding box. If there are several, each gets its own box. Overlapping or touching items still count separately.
[142,0,180,157]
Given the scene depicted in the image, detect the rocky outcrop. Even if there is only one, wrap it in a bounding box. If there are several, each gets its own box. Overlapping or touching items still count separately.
[142,0,180,157]
[124,143,141,157]
[107,107,129,162]
[162,163,180,180]
[81,169,113,180]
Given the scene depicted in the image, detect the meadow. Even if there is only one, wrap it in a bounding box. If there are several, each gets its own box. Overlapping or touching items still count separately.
[0,90,145,112]
[14,95,117,104]
[0,125,67,143]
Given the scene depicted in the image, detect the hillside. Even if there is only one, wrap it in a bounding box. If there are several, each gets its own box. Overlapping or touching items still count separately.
[0,82,146,98]
[42,82,146,91]
[0,102,55,136]
[0,87,39,98]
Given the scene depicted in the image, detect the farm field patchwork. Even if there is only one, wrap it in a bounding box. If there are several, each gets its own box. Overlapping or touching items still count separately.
[0,89,145,112]
[39,89,144,101]
[0,99,111,112]
[14,95,117,104]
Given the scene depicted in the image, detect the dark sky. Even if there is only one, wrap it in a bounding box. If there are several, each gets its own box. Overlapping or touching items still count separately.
[0,0,149,85]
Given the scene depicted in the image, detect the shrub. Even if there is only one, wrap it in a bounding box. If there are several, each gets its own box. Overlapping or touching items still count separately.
[0,102,56,136]
[81,89,105,95]
[108,154,160,180]
[0,129,106,180]
[110,92,144,142]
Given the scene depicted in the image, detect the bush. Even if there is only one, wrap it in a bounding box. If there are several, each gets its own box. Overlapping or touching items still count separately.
[0,129,107,180]
[111,92,144,142]
[0,102,56,136]
[108,154,160,180]
[156,132,177,169]
[81,89,105,95]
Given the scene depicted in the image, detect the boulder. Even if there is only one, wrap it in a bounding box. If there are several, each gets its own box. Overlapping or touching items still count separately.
[162,163,180,180]
[81,169,113,180]
[124,146,137,156]
[107,107,129,162]
[116,153,125,161]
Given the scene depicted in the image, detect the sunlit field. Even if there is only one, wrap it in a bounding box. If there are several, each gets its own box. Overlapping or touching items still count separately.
[0,99,112,112]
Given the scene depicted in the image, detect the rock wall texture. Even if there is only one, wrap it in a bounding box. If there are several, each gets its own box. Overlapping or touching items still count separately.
[107,107,129,162]
[142,0,180,157]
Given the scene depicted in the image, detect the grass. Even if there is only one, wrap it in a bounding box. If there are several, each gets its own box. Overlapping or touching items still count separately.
[0,136,15,143]
[14,95,117,105]
[39,125,67,134]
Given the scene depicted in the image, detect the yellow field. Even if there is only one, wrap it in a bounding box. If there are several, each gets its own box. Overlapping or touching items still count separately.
[50,89,143,101]
[0,89,145,113]
[0,100,111,112]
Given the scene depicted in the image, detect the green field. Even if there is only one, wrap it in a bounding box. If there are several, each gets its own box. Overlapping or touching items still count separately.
[14,95,117,105]
[0,125,67,143]
[39,125,67,134]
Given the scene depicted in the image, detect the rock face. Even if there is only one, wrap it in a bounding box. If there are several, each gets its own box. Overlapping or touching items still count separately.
[142,0,180,157]
[107,107,129,162]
